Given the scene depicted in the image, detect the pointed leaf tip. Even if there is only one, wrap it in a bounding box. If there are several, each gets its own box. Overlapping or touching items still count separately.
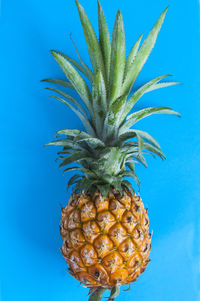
[75,0,105,75]
[162,6,169,16]
[122,6,169,96]
[117,9,122,16]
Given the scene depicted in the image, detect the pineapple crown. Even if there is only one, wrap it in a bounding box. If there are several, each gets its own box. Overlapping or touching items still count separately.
[43,0,180,197]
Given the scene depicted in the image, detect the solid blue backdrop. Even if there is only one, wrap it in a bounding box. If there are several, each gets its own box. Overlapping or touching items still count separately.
[1,0,200,300]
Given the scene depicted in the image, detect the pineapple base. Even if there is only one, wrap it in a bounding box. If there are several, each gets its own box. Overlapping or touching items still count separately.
[60,189,151,288]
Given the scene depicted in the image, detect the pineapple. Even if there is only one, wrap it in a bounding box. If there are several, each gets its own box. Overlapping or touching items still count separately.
[43,0,180,299]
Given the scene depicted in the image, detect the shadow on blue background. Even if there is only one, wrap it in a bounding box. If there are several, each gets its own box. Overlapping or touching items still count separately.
[1,0,200,300]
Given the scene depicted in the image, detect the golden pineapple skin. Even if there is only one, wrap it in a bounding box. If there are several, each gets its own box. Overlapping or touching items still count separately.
[60,190,151,288]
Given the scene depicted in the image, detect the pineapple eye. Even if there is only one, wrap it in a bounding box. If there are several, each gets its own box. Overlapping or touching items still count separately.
[135,197,141,202]
[113,190,121,199]
[94,193,103,203]
[94,271,100,278]
[142,244,149,253]
[101,242,106,250]
[127,216,133,223]
[124,244,133,254]
[70,199,77,207]
[135,228,143,239]
[114,229,121,238]
[108,258,115,265]
[134,205,140,212]
[134,260,139,267]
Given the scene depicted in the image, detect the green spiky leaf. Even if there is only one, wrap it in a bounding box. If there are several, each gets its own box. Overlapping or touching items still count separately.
[49,95,95,136]
[120,129,160,149]
[124,33,143,78]
[122,180,135,193]
[145,81,181,92]
[41,78,74,89]
[121,106,181,133]
[53,50,92,80]
[75,0,105,76]
[122,7,168,95]
[46,87,88,118]
[109,10,126,104]
[98,1,111,83]
[67,174,82,190]
[59,152,91,168]
[51,51,92,112]
[92,70,107,135]
[120,74,172,123]
[121,170,140,188]
[69,35,93,82]
[56,129,90,138]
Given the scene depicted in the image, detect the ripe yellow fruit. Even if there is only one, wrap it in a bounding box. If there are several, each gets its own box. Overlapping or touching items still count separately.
[60,189,151,288]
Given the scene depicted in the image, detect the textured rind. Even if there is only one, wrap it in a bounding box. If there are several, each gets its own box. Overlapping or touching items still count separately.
[60,189,151,288]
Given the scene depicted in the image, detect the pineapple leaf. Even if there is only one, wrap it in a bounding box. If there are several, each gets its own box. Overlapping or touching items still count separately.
[126,161,135,173]
[120,129,160,149]
[45,139,75,148]
[75,0,105,76]
[122,180,135,193]
[46,87,88,118]
[97,184,111,197]
[109,10,126,105]
[79,178,99,193]
[137,134,143,155]
[100,147,126,175]
[59,153,90,168]
[142,142,166,159]
[69,35,93,82]
[120,74,172,123]
[145,81,181,92]
[109,95,127,128]
[124,33,143,78]
[120,106,181,133]
[51,51,93,112]
[52,50,92,81]
[101,115,116,143]
[92,70,107,135]
[126,150,148,167]
[121,170,140,188]
[135,153,148,167]
[122,7,168,96]
[57,149,74,155]
[56,129,89,138]
[63,166,82,173]
[124,141,165,159]
[76,137,105,148]
[63,167,95,177]
[67,174,82,190]
[50,95,95,136]
[93,70,107,112]
[98,1,111,84]
[41,78,74,89]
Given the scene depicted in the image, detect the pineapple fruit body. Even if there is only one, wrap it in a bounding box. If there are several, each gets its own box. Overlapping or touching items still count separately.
[60,189,151,288]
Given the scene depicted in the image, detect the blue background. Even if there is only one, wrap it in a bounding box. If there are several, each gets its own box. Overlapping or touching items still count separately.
[1,0,200,300]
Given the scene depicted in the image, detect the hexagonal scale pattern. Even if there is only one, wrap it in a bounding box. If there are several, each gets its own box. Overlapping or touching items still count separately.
[60,190,151,288]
